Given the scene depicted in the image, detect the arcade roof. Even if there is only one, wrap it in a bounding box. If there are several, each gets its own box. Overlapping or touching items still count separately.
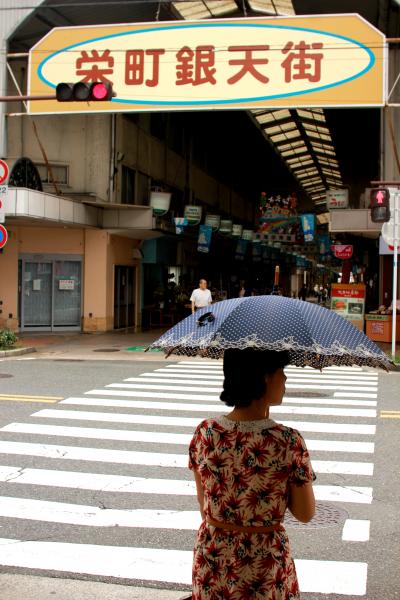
[6,0,396,211]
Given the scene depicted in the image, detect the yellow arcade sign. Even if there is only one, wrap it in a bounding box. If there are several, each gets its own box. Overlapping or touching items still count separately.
[28,14,386,114]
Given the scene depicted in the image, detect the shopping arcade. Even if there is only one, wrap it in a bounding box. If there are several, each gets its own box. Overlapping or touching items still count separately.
[0,1,398,331]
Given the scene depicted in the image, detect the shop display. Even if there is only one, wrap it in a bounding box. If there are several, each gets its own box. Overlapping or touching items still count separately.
[330,283,366,330]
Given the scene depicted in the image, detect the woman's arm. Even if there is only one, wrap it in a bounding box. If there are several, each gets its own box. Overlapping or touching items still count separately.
[193,469,205,520]
[288,482,315,523]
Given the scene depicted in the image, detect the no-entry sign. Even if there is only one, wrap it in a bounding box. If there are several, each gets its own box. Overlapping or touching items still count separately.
[0,224,8,249]
[0,160,9,185]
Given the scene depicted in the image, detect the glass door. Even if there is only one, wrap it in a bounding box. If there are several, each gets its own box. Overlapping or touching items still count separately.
[20,257,82,331]
[22,261,53,330]
[53,261,82,328]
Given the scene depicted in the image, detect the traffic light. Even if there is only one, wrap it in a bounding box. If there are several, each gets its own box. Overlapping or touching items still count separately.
[56,82,114,102]
[370,188,391,223]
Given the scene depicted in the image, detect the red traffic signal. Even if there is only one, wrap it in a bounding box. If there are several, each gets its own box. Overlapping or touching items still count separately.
[56,82,114,102]
[370,188,390,223]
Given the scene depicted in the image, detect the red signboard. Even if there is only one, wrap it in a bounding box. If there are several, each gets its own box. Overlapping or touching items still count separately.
[0,159,9,185]
[331,287,364,299]
[331,244,353,259]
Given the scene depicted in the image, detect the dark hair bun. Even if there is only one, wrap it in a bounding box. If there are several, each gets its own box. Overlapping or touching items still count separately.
[220,348,289,408]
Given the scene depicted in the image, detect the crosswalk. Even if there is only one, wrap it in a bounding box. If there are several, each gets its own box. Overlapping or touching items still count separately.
[0,359,380,596]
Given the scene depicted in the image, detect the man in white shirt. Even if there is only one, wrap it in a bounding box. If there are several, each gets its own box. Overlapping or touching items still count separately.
[190,279,212,314]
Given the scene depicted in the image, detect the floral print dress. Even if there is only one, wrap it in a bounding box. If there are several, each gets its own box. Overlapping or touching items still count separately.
[189,416,316,600]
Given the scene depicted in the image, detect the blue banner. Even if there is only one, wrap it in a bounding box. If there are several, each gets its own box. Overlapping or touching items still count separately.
[300,214,315,243]
[235,239,247,261]
[317,233,331,256]
[174,217,188,235]
[197,224,212,253]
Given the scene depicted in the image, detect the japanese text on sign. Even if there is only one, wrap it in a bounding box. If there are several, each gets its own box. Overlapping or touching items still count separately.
[29,16,385,113]
[76,42,324,89]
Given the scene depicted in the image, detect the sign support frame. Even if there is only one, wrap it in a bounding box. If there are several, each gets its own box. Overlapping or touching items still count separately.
[392,191,399,359]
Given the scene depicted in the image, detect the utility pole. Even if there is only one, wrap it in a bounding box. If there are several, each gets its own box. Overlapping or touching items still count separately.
[371,181,400,360]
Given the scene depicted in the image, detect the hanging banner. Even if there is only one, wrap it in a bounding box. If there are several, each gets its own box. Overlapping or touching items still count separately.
[197,224,212,253]
[220,220,233,234]
[184,205,202,226]
[252,243,262,262]
[205,214,221,232]
[300,214,315,242]
[28,15,385,114]
[174,217,188,234]
[331,244,353,259]
[232,224,243,237]
[235,239,247,261]
[317,233,331,256]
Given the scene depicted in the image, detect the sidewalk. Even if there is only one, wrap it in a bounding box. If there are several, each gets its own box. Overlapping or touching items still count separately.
[0,573,184,599]
[14,329,176,361]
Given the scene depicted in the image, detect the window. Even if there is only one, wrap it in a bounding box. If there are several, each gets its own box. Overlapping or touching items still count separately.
[37,164,68,185]
[121,165,136,204]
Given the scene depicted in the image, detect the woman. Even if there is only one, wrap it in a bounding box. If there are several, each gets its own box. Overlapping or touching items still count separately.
[188,349,316,599]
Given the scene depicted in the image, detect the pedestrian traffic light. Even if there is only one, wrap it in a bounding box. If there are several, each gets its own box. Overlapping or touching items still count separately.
[56,82,114,102]
[370,188,391,223]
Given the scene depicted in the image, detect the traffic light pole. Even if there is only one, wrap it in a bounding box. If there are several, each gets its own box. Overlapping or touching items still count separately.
[392,191,399,360]
[0,95,56,102]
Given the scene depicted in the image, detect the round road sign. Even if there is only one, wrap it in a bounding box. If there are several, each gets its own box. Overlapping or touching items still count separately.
[381,221,400,249]
[0,160,9,185]
[0,224,8,249]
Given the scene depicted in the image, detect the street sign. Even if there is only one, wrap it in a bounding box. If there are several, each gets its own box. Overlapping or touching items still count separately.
[331,244,353,259]
[381,220,400,248]
[379,236,400,254]
[0,184,7,224]
[0,159,9,185]
[28,14,385,114]
[0,224,8,249]
[326,189,349,209]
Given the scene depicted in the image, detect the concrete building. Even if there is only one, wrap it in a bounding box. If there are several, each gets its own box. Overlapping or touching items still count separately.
[1,0,399,333]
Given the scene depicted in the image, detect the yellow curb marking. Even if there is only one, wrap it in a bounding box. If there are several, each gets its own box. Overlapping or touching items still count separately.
[0,393,62,404]
[380,410,400,419]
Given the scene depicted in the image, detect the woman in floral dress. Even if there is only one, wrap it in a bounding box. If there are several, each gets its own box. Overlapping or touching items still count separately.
[189,349,316,600]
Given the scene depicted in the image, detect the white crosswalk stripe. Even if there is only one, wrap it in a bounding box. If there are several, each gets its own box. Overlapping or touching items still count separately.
[0,360,379,596]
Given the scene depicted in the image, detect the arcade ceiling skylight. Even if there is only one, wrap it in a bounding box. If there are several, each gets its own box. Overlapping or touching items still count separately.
[174,0,343,207]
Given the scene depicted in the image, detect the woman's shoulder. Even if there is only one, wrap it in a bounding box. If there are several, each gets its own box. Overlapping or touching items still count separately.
[191,417,224,436]
[269,422,305,445]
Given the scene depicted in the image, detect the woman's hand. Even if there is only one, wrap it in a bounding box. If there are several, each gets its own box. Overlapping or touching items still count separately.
[194,469,206,521]
[288,482,315,523]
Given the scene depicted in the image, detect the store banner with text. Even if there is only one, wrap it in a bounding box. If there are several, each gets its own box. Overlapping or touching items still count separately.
[28,15,385,114]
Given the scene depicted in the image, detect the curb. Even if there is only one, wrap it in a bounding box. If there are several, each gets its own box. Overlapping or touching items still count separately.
[0,346,36,358]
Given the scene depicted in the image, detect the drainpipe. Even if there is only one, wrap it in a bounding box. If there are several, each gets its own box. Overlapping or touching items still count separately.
[109,113,116,203]
[0,39,7,157]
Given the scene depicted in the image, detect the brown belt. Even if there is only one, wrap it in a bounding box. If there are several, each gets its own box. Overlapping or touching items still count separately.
[207,517,282,534]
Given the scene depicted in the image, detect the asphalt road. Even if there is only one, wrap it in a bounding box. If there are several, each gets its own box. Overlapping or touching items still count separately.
[0,355,399,599]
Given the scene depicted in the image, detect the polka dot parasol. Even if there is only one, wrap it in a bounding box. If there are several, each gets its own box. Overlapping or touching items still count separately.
[148,296,392,370]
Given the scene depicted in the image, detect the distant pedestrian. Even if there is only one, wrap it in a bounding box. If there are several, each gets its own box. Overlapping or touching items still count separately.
[299,284,307,301]
[190,279,212,314]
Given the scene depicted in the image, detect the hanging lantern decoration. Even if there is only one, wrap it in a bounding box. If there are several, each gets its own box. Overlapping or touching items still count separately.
[184,205,202,226]
[205,214,221,232]
[150,189,171,217]
[220,219,233,234]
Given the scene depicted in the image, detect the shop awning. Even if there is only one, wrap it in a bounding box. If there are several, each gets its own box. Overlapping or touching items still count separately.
[4,188,158,239]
